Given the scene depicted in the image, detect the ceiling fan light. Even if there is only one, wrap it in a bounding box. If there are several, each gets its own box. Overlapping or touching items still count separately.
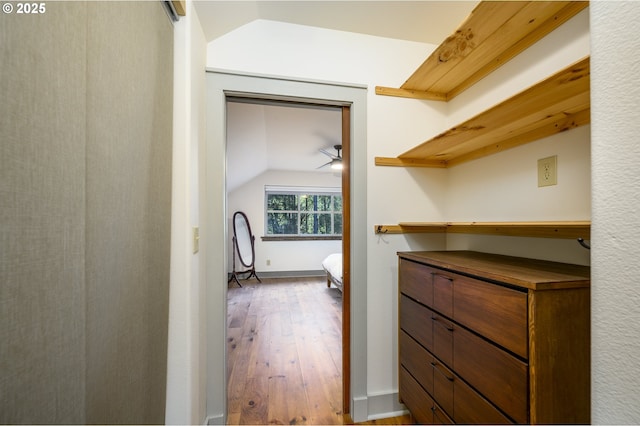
[331,160,343,170]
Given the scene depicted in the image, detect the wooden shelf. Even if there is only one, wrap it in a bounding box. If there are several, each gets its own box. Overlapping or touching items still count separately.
[374,221,590,239]
[375,56,590,168]
[375,1,588,101]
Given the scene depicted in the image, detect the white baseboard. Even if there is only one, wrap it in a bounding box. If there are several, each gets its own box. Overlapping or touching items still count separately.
[205,414,224,425]
[350,391,407,422]
[351,395,369,423]
[366,391,407,420]
[255,269,325,278]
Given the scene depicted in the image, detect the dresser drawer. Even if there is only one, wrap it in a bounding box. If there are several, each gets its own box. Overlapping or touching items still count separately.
[399,367,435,424]
[399,258,434,307]
[400,330,454,420]
[454,374,513,424]
[400,366,453,425]
[432,312,453,368]
[399,330,434,395]
[454,324,529,424]
[432,270,454,318]
[453,273,528,358]
[431,357,454,419]
[398,251,591,425]
[400,295,433,351]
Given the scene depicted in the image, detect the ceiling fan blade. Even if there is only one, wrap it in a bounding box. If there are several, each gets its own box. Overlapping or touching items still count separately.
[319,148,338,159]
[316,160,333,169]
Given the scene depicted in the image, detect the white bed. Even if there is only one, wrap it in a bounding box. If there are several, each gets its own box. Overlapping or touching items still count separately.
[322,253,343,292]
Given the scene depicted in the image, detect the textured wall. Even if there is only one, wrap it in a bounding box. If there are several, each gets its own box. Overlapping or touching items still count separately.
[591,2,640,424]
[0,2,172,424]
[0,3,88,423]
[84,2,173,423]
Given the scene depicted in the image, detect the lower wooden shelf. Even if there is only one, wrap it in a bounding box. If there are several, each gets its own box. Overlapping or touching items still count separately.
[374,221,590,239]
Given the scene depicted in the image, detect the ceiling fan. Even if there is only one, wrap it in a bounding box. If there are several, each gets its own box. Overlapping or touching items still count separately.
[318,144,343,170]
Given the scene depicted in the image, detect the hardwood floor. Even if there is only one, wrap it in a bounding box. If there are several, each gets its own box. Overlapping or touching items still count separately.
[227,276,415,425]
[227,276,344,425]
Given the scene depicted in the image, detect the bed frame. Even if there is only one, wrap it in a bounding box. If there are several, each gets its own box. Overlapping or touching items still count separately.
[322,253,343,292]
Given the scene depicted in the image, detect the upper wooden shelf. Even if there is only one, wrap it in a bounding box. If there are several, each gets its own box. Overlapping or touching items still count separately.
[375,1,588,102]
[375,56,590,168]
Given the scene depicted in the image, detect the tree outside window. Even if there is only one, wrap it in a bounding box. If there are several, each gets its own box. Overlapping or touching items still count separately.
[266,189,342,237]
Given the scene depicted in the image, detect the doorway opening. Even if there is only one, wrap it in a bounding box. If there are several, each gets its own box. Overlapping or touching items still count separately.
[205,70,368,424]
[224,95,351,423]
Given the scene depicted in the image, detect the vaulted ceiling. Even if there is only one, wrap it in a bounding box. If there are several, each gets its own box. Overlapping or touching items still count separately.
[197,1,479,192]
[226,99,343,192]
[193,1,478,45]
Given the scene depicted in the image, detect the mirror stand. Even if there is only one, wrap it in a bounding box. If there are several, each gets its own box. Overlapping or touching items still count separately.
[228,236,261,287]
[228,211,261,287]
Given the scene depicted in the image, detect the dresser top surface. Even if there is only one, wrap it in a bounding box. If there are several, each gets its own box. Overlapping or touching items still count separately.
[398,250,590,290]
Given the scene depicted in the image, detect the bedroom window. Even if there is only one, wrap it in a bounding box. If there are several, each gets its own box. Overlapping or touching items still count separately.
[264,186,342,239]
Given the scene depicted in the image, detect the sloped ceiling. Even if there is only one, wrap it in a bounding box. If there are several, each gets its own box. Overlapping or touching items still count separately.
[202,1,479,192]
[194,1,478,45]
[226,100,343,192]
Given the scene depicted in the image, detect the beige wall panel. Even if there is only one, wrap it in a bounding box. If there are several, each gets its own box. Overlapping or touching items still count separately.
[1,1,172,424]
[0,2,88,423]
[84,2,173,424]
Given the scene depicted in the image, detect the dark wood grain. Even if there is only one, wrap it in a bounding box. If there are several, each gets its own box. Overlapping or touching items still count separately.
[398,250,589,290]
[399,367,435,424]
[397,251,590,425]
[433,272,454,318]
[453,375,512,424]
[400,295,434,352]
[453,323,529,424]
[528,287,590,424]
[399,258,434,307]
[399,331,435,395]
[432,359,454,419]
[453,273,528,358]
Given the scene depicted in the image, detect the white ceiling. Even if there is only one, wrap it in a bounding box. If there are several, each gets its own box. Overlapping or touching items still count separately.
[202,1,479,192]
[226,100,343,192]
[193,1,478,45]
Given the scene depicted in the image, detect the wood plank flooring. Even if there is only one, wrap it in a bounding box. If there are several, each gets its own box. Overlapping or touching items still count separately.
[227,276,344,425]
[227,276,415,425]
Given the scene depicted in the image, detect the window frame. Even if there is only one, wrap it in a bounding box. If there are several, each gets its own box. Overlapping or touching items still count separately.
[263,185,342,241]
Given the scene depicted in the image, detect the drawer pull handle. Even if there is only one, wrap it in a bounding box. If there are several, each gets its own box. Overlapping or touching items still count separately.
[431,404,449,422]
[431,315,454,331]
[432,272,453,282]
[430,361,455,382]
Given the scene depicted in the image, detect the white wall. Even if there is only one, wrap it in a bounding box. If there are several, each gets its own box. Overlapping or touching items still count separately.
[591,2,640,423]
[204,8,606,421]
[166,1,208,424]
[227,170,342,273]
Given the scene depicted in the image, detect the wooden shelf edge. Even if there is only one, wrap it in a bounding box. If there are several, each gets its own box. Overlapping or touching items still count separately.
[374,224,447,234]
[439,1,589,101]
[397,1,588,101]
[395,56,590,166]
[172,0,186,16]
[375,156,447,168]
[445,107,591,168]
[375,221,591,239]
[375,86,447,101]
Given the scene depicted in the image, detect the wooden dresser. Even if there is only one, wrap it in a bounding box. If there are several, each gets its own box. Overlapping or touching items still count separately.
[397,251,590,424]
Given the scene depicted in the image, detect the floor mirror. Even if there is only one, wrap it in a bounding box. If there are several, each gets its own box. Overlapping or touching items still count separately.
[229,211,261,287]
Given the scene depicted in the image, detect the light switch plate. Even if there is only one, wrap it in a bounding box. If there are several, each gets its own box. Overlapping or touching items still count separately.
[538,155,557,187]
[193,227,200,254]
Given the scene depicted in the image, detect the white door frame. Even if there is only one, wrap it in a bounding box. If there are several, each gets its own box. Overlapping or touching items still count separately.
[204,69,369,424]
